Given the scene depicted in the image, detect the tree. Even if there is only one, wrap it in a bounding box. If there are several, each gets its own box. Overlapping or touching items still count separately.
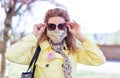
[0,0,65,77]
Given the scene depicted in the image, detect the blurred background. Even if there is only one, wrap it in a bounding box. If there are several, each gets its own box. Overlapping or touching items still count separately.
[0,0,120,78]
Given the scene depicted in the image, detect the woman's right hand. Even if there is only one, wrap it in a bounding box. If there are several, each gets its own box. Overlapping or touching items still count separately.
[32,23,46,38]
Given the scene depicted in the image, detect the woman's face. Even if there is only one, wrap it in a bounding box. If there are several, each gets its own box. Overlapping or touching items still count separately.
[46,16,67,43]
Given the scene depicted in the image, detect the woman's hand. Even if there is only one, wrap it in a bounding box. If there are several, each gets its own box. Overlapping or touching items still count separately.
[32,23,46,38]
[67,20,86,42]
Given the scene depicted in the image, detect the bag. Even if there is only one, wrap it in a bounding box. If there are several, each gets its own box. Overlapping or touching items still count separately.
[21,71,33,78]
[21,46,41,78]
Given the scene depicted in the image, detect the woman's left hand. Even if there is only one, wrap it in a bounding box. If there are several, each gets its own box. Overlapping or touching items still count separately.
[67,20,80,36]
[67,20,86,42]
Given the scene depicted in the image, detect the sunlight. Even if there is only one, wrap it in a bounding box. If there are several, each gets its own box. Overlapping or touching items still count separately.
[60,0,120,33]
[1,0,120,34]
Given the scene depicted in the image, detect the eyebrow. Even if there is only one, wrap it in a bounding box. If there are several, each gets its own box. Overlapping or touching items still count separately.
[47,22,66,24]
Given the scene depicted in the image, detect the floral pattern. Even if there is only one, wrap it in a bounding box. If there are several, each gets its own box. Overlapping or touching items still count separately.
[46,52,55,61]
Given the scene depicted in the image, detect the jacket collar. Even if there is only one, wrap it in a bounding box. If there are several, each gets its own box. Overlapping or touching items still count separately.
[39,40,69,54]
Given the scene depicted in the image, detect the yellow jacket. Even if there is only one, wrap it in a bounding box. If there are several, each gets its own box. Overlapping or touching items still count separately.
[5,34,106,78]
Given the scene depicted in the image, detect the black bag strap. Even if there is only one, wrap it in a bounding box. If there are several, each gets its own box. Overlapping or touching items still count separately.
[27,46,41,72]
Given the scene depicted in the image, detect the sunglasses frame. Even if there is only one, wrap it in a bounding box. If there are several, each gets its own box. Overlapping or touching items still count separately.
[47,23,67,30]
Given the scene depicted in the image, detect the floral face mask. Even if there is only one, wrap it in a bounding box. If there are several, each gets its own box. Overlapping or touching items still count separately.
[47,29,67,44]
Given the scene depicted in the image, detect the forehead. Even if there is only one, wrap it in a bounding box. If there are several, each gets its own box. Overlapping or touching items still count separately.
[48,16,65,24]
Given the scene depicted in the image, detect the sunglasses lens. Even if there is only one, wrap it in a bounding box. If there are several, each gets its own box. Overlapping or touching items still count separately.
[58,23,66,30]
[47,23,66,30]
[48,24,56,30]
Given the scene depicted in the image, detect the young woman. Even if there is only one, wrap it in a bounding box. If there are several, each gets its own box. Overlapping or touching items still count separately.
[6,8,106,78]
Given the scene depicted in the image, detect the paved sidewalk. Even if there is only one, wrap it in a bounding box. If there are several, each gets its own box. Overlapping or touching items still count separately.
[77,61,120,74]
